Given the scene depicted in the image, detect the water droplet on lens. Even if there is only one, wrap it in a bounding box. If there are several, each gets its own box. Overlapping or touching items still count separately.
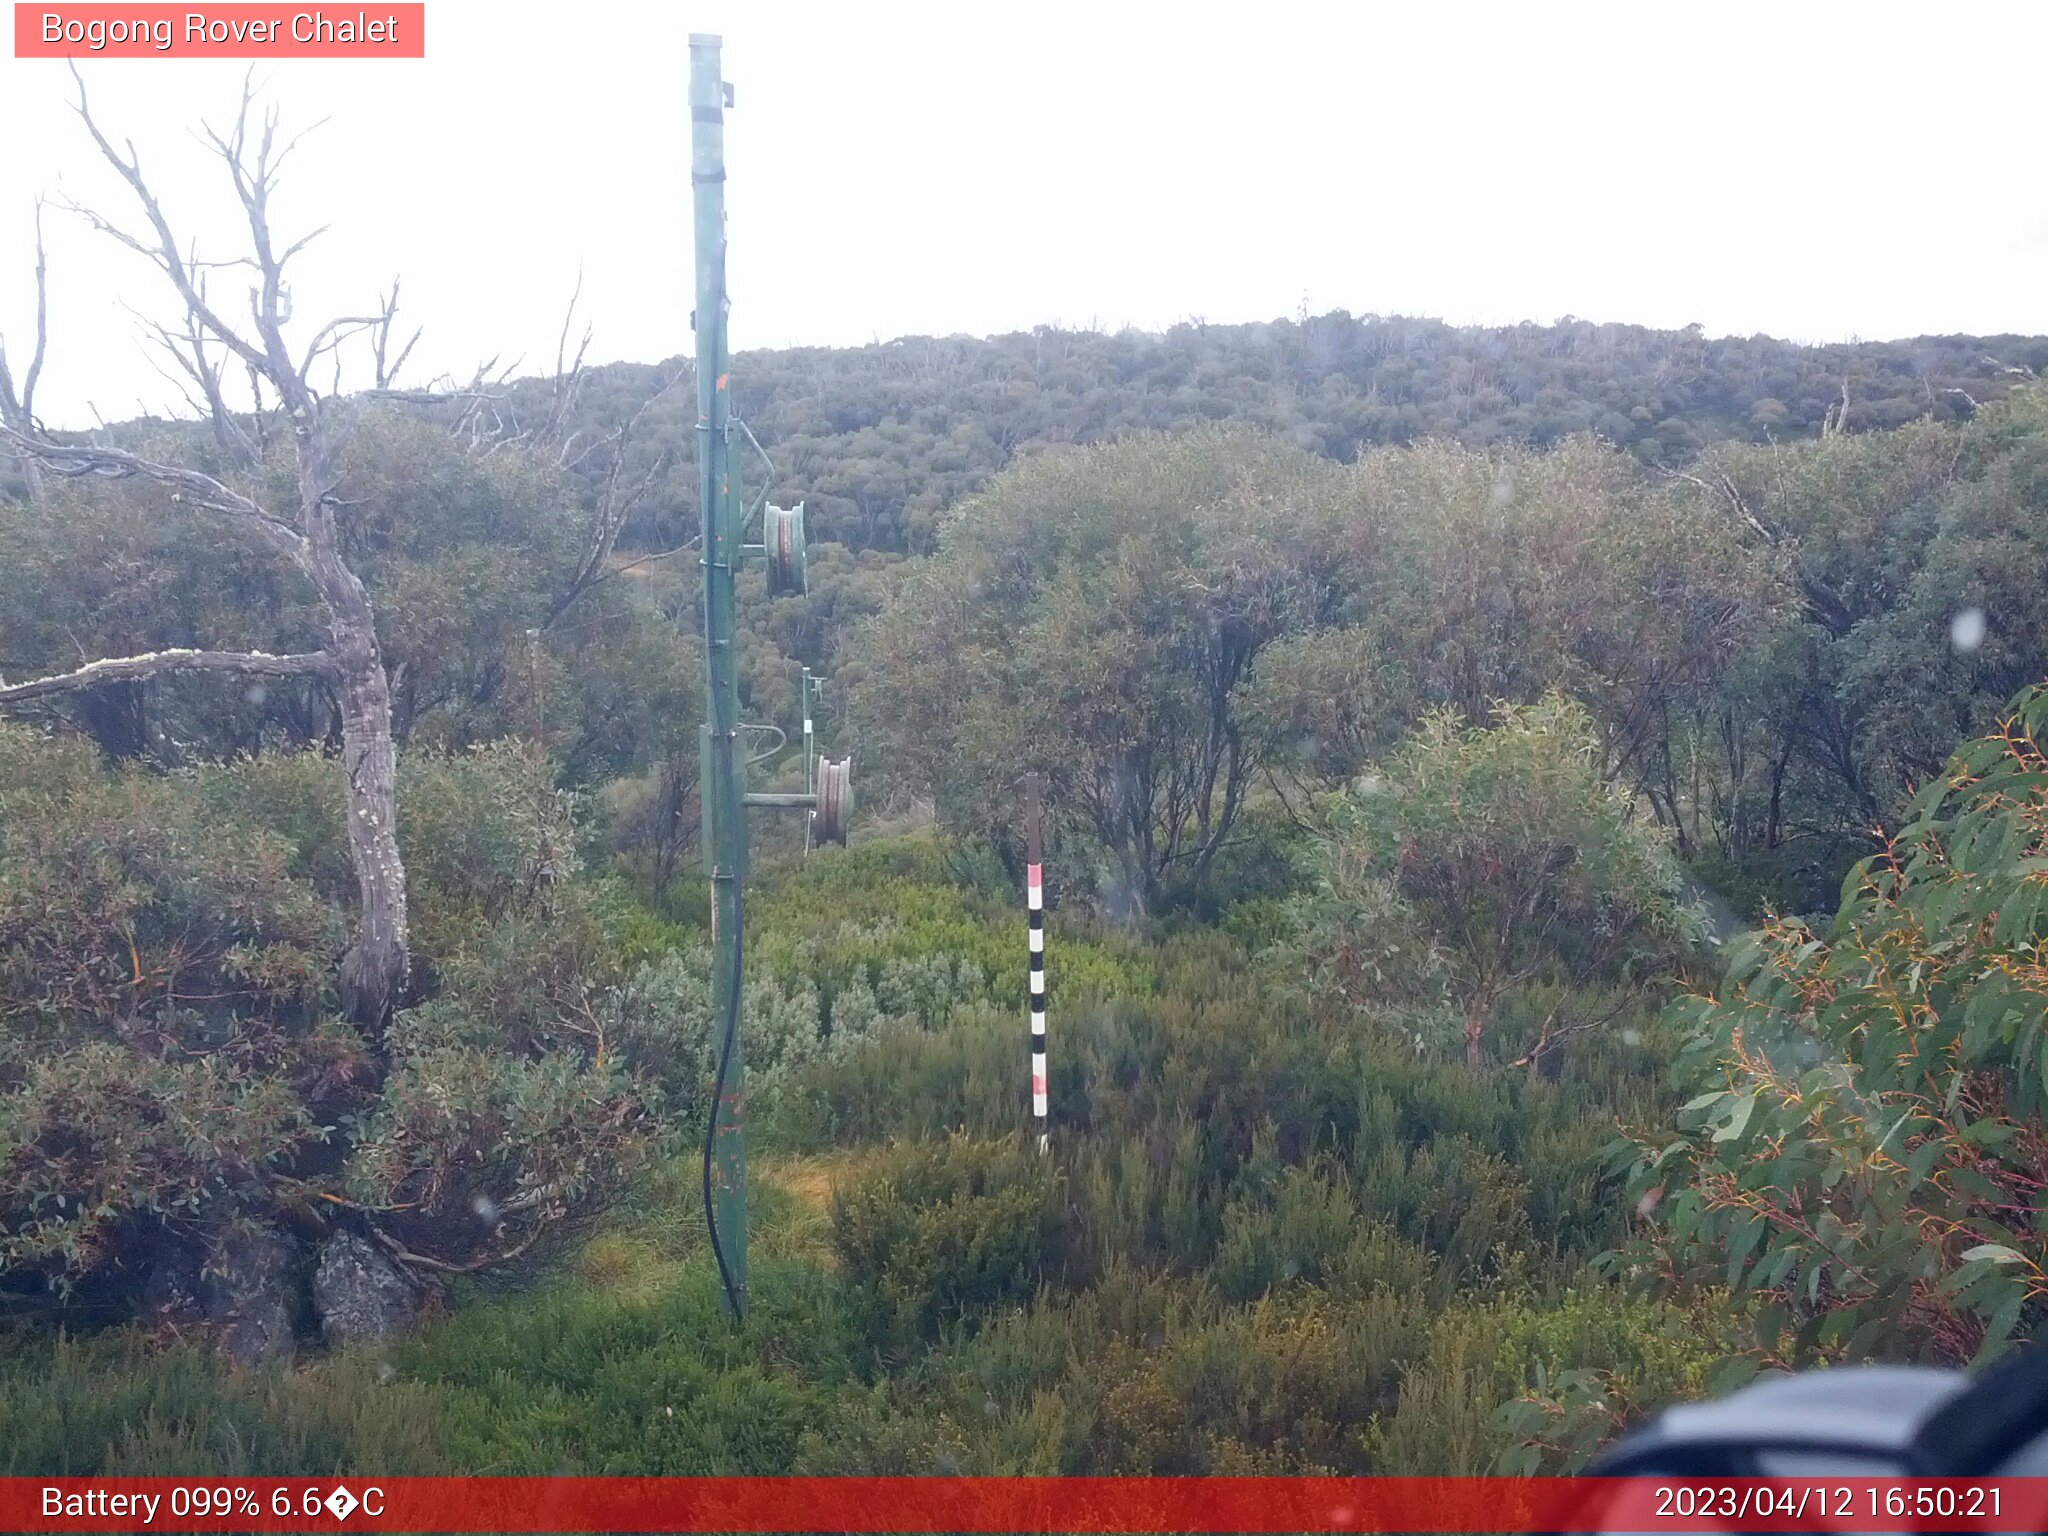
[1951,607,1987,653]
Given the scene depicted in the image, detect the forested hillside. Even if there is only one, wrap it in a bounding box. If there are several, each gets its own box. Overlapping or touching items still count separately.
[6,266,2048,1473]
[507,314,2048,555]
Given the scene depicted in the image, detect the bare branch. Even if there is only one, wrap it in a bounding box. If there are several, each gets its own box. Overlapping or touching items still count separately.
[359,387,466,406]
[1653,463,1776,544]
[603,538,701,580]
[277,221,333,267]
[536,269,592,449]
[0,200,49,422]
[24,199,47,420]
[298,313,384,383]
[0,647,335,707]
[133,296,264,469]
[362,355,525,456]
[0,199,50,497]
[370,282,422,391]
[0,422,303,556]
[66,64,273,381]
[362,356,515,410]
[369,1223,545,1276]
[199,87,314,410]
[545,371,685,629]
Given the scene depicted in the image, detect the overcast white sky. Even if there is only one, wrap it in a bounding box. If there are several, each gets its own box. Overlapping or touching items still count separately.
[3,0,2044,427]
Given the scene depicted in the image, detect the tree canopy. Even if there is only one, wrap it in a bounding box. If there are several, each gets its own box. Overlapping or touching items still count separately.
[484,314,2048,560]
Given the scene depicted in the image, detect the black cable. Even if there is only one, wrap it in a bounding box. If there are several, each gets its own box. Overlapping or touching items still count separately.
[702,882,744,1317]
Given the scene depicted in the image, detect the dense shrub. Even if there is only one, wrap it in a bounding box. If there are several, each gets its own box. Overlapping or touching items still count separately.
[831,1136,1067,1358]
[1491,1290,1757,1473]
[0,730,666,1307]
[0,726,358,1293]
[1291,696,1704,1069]
[1622,684,2048,1367]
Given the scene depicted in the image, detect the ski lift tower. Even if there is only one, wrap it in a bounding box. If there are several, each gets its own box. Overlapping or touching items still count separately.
[690,33,850,1324]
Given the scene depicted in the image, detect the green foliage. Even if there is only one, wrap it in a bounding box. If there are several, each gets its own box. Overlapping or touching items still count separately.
[1291,696,1703,1067]
[755,833,1150,1035]
[0,729,670,1294]
[854,429,1347,912]
[1490,1291,1755,1472]
[0,408,699,799]
[0,725,357,1288]
[852,392,2048,931]
[1238,624,1417,794]
[858,426,1792,915]
[1341,436,1786,761]
[387,1257,869,1474]
[0,814,1701,1477]
[1659,395,2048,893]
[0,1330,449,1476]
[831,1136,1067,1357]
[12,310,2048,1479]
[1208,1160,1439,1305]
[512,315,2047,558]
[1623,685,2048,1366]
[341,1000,651,1271]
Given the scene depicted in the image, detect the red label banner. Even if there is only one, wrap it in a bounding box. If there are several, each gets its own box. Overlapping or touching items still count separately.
[14,4,425,57]
[6,1477,2048,1533]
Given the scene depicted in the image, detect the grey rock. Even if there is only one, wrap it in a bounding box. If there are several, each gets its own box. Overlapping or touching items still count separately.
[313,1230,417,1345]
[141,1238,207,1328]
[146,1225,300,1367]
[202,1226,299,1368]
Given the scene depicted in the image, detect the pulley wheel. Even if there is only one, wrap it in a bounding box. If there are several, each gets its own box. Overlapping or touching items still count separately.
[813,756,851,846]
[765,501,808,596]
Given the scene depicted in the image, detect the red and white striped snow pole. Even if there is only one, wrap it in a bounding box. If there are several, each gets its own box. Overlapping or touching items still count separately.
[1025,772,1048,1152]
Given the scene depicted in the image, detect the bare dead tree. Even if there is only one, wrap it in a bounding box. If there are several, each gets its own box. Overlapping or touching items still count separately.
[362,353,521,459]
[1822,376,1852,439]
[390,279,591,465]
[544,369,683,630]
[0,199,49,500]
[369,281,422,391]
[0,74,415,1028]
[537,268,592,456]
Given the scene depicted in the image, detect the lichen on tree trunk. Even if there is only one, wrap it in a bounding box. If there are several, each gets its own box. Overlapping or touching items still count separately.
[335,645,409,1027]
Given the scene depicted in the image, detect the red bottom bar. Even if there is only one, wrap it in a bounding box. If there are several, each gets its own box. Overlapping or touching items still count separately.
[10,1476,2048,1533]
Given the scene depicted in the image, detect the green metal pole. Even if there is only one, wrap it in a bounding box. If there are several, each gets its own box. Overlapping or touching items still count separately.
[690,31,747,1321]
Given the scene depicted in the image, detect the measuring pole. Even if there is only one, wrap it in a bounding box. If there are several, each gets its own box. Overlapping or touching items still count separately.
[1025,773,1048,1151]
[691,32,747,1321]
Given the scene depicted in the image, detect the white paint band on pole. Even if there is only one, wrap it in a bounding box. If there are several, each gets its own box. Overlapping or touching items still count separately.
[1025,773,1048,1150]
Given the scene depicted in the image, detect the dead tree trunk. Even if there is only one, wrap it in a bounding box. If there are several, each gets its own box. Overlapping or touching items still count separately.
[320,550,409,1026]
